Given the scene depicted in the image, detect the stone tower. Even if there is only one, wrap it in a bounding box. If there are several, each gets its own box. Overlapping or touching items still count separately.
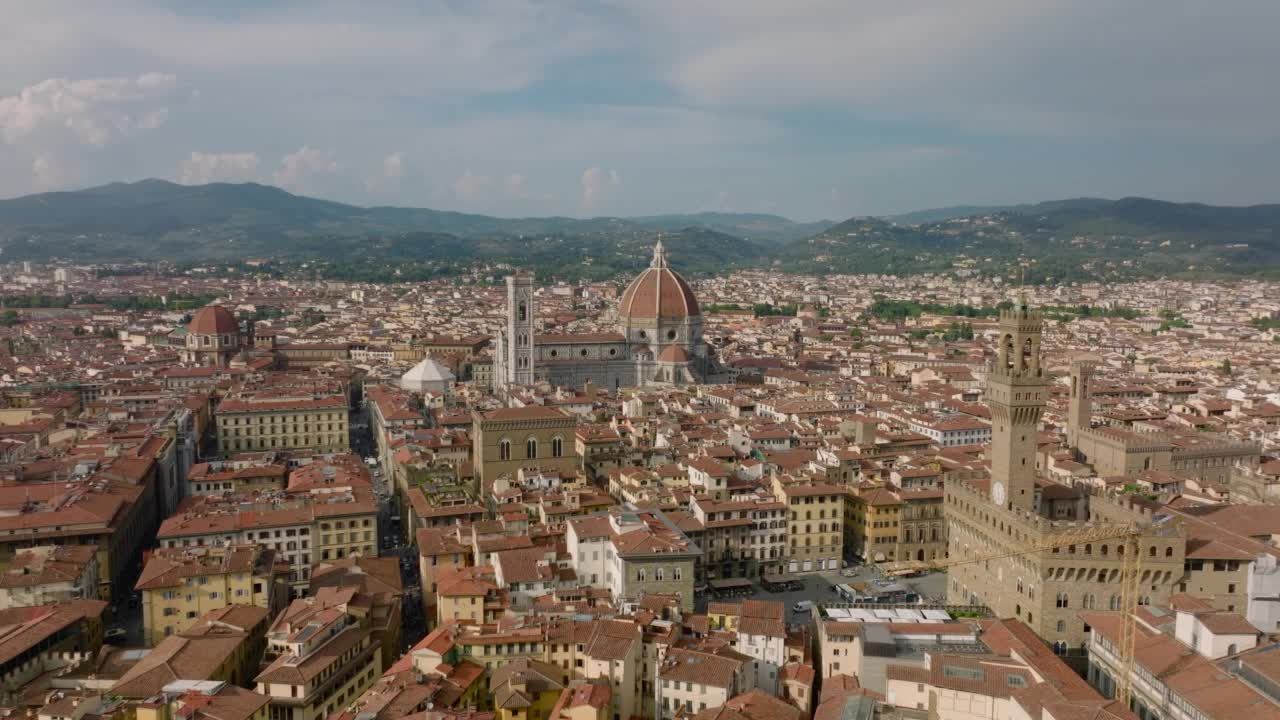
[506,273,535,387]
[987,298,1046,513]
[1067,359,1093,449]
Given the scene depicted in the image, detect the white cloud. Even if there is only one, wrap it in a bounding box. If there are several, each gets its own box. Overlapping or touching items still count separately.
[31,154,71,191]
[504,174,529,199]
[581,166,621,209]
[382,152,405,180]
[0,72,180,192]
[631,1,1280,139]
[273,146,339,192]
[452,170,493,200]
[180,151,260,185]
[0,73,179,147]
[363,152,407,195]
[0,3,605,98]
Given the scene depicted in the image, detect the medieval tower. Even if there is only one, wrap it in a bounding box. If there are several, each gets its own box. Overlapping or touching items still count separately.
[1067,359,1093,448]
[504,272,536,387]
[986,299,1047,513]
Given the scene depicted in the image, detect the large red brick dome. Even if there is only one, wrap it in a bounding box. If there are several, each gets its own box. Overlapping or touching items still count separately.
[618,241,701,321]
[188,305,239,335]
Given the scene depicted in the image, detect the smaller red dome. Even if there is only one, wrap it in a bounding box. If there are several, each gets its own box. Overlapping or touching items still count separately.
[657,344,690,363]
[189,305,240,335]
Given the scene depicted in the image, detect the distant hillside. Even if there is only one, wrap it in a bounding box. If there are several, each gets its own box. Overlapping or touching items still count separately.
[786,197,1280,282]
[887,205,1014,224]
[1,181,1276,282]
[887,198,1112,225]
[0,179,811,255]
[630,212,830,242]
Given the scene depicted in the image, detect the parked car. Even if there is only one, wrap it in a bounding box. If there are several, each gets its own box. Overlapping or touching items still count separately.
[792,601,813,613]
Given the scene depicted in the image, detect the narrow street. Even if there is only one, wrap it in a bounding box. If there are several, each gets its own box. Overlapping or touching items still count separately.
[350,403,426,650]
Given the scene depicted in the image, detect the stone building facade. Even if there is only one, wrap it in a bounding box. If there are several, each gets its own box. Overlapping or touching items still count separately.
[946,301,1185,655]
[471,405,580,494]
[1067,360,1260,482]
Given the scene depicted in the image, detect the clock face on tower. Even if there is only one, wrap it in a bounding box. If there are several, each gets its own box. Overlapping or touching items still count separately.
[992,481,1006,506]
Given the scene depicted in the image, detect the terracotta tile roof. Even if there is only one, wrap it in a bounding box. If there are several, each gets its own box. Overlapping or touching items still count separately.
[660,648,744,689]
[111,633,247,698]
[0,600,107,667]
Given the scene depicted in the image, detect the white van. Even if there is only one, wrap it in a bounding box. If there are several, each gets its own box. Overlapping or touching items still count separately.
[793,601,814,613]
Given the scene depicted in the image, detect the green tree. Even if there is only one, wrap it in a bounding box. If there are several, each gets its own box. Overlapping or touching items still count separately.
[1221,358,1232,375]
[0,310,19,327]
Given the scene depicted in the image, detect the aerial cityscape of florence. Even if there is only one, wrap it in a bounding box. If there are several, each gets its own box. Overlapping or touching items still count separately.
[0,2,1276,719]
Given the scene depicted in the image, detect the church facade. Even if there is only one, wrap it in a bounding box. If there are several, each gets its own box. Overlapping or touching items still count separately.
[494,242,729,392]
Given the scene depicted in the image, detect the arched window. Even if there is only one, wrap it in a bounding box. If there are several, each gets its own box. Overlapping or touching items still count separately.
[526,438,538,459]
[518,302,527,322]
[637,568,646,582]
[1165,546,1174,557]
[1228,643,1238,656]
[1149,546,1157,558]
[1056,592,1069,608]
[551,436,563,458]
[1109,595,1121,611]
[656,568,665,582]
[1056,620,1065,632]
[499,439,512,461]
[1083,593,1096,610]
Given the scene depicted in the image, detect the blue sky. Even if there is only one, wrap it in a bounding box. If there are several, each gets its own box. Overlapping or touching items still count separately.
[1,0,1278,220]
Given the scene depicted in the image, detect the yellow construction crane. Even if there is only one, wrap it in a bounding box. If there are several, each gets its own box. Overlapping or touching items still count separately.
[881,521,1151,710]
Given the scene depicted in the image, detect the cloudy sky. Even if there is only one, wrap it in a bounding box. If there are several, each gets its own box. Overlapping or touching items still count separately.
[0,1,1277,219]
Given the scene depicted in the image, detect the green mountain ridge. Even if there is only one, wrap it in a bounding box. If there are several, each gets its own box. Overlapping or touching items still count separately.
[1,180,1277,282]
[791,197,1280,281]
[0,179,823,244]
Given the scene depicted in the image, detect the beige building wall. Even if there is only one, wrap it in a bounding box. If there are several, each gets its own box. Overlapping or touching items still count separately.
[584,646,639,720]
[816,621,862,679]
[141,569,275,646]
[216,405,349,455]
[258,634,381,720]
[315,512,378,562]
[886,678,1012,720]
[775,480,844,573]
